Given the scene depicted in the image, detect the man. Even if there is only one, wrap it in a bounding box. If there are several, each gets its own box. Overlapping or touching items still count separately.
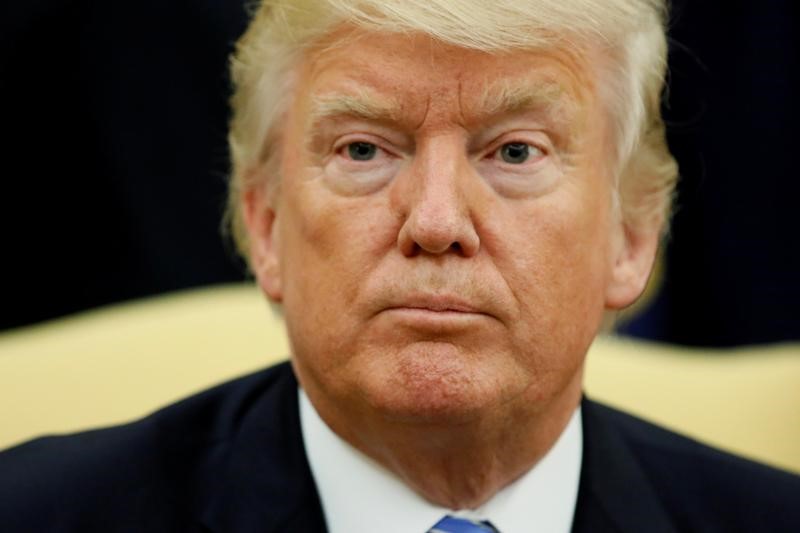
[1,1,798,532]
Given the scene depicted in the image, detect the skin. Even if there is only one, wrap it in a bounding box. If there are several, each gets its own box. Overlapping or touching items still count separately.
[244,30,660,508]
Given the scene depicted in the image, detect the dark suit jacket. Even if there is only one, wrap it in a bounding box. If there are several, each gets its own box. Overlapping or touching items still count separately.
[1,362,798,532]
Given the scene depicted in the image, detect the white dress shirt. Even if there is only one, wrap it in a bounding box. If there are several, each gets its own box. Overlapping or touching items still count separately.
[299,389,582,533]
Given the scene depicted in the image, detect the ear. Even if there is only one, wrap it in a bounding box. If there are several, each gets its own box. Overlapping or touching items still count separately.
[243,183,283,302]
[604,221,661,310]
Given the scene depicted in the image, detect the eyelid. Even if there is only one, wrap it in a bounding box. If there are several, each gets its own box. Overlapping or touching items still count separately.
[483,133,550,162]
[321,116,411,154]
[332,133,400,160]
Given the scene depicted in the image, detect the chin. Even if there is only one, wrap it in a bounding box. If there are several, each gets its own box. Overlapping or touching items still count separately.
[358,341,522,425]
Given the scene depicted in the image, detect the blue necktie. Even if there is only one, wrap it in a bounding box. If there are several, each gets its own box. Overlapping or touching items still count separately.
[427,515,499,532]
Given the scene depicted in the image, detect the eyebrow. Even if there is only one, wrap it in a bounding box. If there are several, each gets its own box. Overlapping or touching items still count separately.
[308,90,405,127]
[475,79,572,121]
[307,80,575,132]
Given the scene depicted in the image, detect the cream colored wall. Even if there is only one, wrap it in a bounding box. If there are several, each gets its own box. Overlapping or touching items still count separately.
[0,285,288,449]
[1,284,798,474]
[583,337,800,473]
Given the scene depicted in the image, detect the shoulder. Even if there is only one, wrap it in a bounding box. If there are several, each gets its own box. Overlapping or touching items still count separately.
[582,399,800,531]
[0,362,297,532]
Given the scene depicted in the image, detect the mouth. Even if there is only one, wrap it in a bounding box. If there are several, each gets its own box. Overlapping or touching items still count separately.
[379,294,494,328]
[387,295,483,314]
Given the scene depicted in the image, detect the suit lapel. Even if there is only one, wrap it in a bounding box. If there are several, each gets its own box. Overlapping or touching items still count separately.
[199,363,327,533]
[192,370,679,532]
[571,399,677,533]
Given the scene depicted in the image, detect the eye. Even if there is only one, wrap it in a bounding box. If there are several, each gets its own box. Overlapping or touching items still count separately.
[498,142,539,164]
[346,142,378,161]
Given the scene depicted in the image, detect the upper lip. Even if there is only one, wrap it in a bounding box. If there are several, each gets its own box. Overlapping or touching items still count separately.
[386,294,484,314]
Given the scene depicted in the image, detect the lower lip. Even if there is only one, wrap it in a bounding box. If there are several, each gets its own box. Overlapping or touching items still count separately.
[382,307,488,328]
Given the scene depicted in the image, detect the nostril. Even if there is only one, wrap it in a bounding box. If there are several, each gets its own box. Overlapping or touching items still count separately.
[406,241,422,257]
[395,197,481,257]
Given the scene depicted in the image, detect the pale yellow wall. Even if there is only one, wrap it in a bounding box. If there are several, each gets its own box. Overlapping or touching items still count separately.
[1,284,798,474]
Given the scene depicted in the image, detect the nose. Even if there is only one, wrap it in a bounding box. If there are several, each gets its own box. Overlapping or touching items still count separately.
[394,137,480,258]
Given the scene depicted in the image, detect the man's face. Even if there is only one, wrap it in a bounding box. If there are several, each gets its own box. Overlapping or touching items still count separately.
[246,30,654,430]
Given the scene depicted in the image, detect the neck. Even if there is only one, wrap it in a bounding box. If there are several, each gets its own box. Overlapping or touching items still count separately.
[309,374,583,509]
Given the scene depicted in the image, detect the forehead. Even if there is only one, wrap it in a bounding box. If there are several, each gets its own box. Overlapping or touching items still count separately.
[295,29,597,128]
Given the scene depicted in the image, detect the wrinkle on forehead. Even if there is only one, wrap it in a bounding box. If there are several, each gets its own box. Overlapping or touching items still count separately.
[299,30,596,137]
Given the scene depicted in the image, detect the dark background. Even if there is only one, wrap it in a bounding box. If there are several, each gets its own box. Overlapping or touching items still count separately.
[1,0,798,346]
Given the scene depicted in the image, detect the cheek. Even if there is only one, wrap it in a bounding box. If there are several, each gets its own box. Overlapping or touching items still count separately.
[284,187,392,275]
[493,188,613,355]
[276,176,398,343]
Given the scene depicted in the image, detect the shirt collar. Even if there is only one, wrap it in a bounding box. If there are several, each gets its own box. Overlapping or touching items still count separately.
[300,389,582,533]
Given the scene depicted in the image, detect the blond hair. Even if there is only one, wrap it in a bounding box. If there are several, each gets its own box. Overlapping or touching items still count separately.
[226,0,678,259]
